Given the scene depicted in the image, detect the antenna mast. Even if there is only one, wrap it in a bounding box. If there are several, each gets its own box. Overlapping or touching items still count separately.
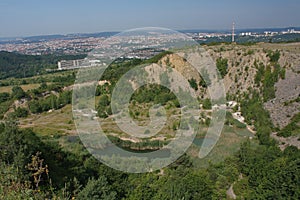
[232,22,235,43]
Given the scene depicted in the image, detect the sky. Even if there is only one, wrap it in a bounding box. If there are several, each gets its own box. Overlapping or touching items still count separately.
[0,0,299,38]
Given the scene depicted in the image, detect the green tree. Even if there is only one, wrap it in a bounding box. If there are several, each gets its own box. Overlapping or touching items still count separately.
[39,82,48,90]
[0,92,10,103]
[98,95,110,107]
[29,100,42,114]
[188,78,198,91]
[0,120,43,178]
[127,174,157,200]
[202,98,212,110]
[216,57,228,78]
[12,86,26,99]
[267,50,280,63]
[58,91,72,106]
[154,170,213,200]
[77,176,117,200]
[14,107,29,118]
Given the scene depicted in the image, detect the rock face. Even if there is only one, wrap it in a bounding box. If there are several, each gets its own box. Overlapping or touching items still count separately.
[264,70,300,128]
[154,43,300,128]
[263,43,300,128]
[160,43,300,129]
[160,53,201,82]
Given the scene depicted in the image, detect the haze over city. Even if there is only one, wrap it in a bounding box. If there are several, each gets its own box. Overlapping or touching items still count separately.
[1,0,300,37]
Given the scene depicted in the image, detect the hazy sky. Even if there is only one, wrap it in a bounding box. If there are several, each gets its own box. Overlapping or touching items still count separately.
[0,0,299,37]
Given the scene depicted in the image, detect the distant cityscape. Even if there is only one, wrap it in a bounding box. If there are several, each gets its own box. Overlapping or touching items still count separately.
[192,28,300,39]
[1,27,300,71]
[0,27,300,56]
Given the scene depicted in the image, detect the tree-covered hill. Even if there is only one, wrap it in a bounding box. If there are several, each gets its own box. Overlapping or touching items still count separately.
[0,51,85,79]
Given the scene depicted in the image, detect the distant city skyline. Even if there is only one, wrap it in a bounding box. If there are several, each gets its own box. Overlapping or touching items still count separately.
[0,0,300,38]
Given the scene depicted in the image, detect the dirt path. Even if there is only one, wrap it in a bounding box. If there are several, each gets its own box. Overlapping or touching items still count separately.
[226,184,237,199]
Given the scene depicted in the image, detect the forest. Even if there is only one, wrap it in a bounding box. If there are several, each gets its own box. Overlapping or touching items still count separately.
[0,51,85,79]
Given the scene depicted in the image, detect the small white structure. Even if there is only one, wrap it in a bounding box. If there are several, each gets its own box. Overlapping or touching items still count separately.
[227,101,238,109]
[98,80,111,86]
[232,112,245,123]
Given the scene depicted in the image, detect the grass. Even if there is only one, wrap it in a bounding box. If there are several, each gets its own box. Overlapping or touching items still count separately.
[9,70,256,168]
[188,125,254,168]
[19,104,76,137]
[0,83,41,93]
[98,101,181,140]
[17,95,254,165]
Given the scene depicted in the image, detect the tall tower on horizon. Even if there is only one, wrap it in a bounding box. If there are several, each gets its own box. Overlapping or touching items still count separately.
[232,22,235,43]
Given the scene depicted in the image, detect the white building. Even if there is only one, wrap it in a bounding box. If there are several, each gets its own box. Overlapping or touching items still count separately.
[57,59,101,70]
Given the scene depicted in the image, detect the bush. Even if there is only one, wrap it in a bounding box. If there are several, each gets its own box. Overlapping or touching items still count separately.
[279,68,286,79]
[14,107,29,118]
[267,50,280,63]
[0,92,10,103]
[188,78,198,91]
[202,98,212,110]
[77,176,117,200]
[29,100,42,114]
[216,57,228,78]
[12,86,26,99]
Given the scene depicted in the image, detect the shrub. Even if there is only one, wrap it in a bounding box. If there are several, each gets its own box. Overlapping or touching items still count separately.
[12,86,26,99]
[14,107,29,118]
[216,57,228,78]
[202,98,212,110]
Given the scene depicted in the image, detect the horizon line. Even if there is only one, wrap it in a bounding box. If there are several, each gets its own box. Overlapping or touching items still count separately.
[1,25,300,40]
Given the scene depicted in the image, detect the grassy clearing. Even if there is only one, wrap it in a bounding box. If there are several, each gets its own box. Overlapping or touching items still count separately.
[188,125,254,167]
[0,83,41,93]
[19,104,75,137]
[17,94,254,165]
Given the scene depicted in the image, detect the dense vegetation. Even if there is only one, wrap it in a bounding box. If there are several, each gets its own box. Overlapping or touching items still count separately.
[241,90,274,145]
[254,51,285,102]
[0,116,299,199]
[0,51,85,79]
[0,81,74,119]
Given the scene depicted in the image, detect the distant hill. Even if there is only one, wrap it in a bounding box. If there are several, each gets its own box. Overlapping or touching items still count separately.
[0,51,86,79]
[0,32,119,44]
[1,27,300,43]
